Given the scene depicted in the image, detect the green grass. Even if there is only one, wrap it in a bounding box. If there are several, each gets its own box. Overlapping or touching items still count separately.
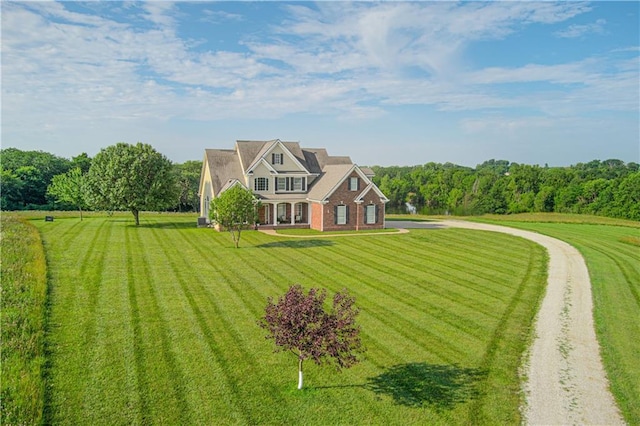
[1,214,48,425]
[468,213,640,424]
[28,212,548,425]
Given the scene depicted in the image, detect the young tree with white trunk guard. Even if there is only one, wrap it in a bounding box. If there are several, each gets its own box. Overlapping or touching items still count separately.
[258,285,363,390]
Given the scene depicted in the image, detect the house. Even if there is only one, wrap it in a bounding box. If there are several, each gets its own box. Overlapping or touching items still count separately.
[198,139,389,231]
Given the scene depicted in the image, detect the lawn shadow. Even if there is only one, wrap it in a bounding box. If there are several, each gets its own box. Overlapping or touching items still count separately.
[130,221,198,230]
[365,362,486,410]
[256,239,335,248]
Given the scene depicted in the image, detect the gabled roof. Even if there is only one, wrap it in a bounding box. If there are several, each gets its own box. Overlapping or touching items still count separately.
[236,140,269,173]
[218,178,248,194]
[241,139,311,175]
[200,149,243,196]
[307,164,370,202]
[355,182,389,203]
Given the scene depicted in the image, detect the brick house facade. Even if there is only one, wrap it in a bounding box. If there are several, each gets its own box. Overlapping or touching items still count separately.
[199,140,389,232]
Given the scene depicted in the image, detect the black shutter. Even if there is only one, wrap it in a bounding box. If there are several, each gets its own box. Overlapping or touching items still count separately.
[357,178,360,190]
[334,206,338,225]
[375,205,379,223]
[345,206,350,224]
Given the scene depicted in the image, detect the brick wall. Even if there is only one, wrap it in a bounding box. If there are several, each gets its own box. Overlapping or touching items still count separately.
[311,203,324,231]
[321,172,385,231]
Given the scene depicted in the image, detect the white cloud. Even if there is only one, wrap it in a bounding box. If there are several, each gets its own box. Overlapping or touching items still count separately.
[1,0,637,161]
[555,18,606,38]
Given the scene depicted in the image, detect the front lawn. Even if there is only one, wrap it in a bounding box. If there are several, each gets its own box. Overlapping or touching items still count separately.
[31,213,546,424]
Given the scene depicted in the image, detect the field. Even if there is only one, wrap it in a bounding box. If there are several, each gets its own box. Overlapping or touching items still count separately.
[0,215,47,425]
[27,212,547,425]
[469,213,640,424]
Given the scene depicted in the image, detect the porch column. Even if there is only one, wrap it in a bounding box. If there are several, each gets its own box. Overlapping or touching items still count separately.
[273,203,278,226]
[290,202,295,225]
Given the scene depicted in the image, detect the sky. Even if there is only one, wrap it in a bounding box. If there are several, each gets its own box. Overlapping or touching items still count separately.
[1,1,639,167]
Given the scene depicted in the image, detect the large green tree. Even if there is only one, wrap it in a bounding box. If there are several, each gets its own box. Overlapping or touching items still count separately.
[0,148,71,208]
[87,143,178,225]
[173,160,202,212]
[208,184,259,248]
[47,168,89,220]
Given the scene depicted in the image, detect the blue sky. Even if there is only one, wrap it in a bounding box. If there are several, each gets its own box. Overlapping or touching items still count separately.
[2,1,638,167]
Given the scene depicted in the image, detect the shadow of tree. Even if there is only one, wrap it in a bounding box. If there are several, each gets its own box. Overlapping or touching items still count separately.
[256,239,335,248]
[365,363,486,410]
[130,221,197,229]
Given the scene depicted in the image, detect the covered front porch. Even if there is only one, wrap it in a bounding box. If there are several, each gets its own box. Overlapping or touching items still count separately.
[257,201,310,229]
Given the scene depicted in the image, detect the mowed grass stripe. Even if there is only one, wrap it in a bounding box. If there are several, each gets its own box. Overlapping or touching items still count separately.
[336,236,506,332]
[147,226,256,423]
[363,230,524,285]
[335,233,506,328]
[318,240,487,361]
[126,225,192,424]
[138,225,251,423]
[363,230,530,296]
[469,242,546,424]
[348,233,515,314]
[146,223,289,423]
[124,227,149,423]
[42,219,112,422]
[589,243,640,310]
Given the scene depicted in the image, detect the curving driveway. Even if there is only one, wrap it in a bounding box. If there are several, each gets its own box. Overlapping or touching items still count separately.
[388,219,624,424]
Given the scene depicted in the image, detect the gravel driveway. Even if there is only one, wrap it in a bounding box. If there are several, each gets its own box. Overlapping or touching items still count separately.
[388,220,624,424]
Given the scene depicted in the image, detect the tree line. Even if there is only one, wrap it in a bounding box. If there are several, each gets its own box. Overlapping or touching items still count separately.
[1,146,201,216]
[2,146,638,221]
[371,159,640,221]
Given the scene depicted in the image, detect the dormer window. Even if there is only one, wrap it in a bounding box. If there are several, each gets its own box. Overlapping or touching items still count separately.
[272,153,284,165]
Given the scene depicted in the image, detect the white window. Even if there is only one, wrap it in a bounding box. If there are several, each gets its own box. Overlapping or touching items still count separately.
[349,177,359,191]
[275,176,306,192]
[365,205,377,224]
[254,177,269,191]
[336,205,347,225]
[272,153,283,165]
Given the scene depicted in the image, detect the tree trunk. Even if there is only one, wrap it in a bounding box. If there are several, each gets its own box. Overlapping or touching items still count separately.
[298,357,303,390]
[79,206,83,221]
[132,209,140,226]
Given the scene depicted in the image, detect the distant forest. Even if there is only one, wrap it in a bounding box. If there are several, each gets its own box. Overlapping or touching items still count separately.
[1,148,638,221]
[0,148,201,213]
[371,159,640,220]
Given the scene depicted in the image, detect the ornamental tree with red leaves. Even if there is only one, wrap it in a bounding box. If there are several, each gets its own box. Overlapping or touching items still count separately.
[258,285,364,390]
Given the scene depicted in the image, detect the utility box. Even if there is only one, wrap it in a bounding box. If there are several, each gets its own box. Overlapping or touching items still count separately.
[45,216,54,222]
